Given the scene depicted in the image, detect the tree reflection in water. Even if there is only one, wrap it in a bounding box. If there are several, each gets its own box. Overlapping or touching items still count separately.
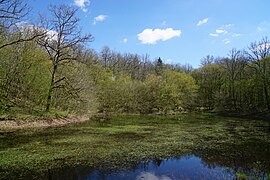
[47,152,269,180]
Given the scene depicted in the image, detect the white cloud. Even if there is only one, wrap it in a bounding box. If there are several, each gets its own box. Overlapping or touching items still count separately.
[223,39,231,44]
[257,27,265,32]
[222,24,233,28]
[16,22,58,41]
[166,59,173,64]
[232,33,242,37]
[123,38,128,43]
[210,33,219,37]
[16,21,34,31]
[210,24,232,37]
[136,172,171,180]
[74,0,89,7]
[162,21,167,26]
[46,30,58,41]
[138,28,181,44]
[74,0,90,12]
[197,18,209,26]
[256,21,269,32]
[216,29,227,34]
[93,15,108,25]
[95,15,107,21]
[252,43,270,52]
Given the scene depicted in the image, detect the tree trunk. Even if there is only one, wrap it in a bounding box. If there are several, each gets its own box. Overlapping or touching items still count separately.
[263,80,270,111]
[45,87,53,112]
[45,65,57,112]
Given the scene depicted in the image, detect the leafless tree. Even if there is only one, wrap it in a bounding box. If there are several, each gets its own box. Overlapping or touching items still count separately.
[37,4,94,111]
[179,63,193,74]
[201,55,214,66]
[0,0,28,30]
[0,0,46,49]
[220,49,247,109]
[100,46,111,68]
[246,37,270,110]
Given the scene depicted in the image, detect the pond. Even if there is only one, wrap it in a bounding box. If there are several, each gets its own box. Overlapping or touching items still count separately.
[1,114,270,179]
[48,154,269,180]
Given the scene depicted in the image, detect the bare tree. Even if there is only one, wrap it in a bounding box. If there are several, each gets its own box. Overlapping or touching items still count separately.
[37,4,94,111]
[0,0,46,49]
[0,0,28,30]
[100,46,112,68]
[201,55,214,66]
[220,49,247,110]
[246,37,270,110]
[179,63,193,74]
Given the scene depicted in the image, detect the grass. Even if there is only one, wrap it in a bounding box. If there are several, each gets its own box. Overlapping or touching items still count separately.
[0,106,69,120]
[0,113,269,179]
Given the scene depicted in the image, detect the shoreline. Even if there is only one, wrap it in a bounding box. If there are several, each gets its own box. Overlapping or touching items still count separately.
[0,115,89,132]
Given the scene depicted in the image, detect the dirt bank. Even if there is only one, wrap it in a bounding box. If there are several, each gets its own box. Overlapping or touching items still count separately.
[0,115,89,132]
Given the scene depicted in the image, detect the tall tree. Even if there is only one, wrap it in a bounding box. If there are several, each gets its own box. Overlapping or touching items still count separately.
[155,57,163,75]
[201,55,214,66]
[246,37,270,111]
[0,37,50,110]
[191,63,223,110]
[100,46,111,68]
[220,49,247,110]
[37,4,93,111]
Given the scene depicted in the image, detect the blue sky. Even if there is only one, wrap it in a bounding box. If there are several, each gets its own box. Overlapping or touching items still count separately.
[29,0,270,67]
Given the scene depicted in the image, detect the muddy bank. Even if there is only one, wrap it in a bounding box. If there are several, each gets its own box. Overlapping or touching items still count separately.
[0,115,89,132]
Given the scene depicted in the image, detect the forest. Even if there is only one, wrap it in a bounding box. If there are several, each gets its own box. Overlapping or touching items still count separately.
[1,1,270,119]
[1,1,270,179]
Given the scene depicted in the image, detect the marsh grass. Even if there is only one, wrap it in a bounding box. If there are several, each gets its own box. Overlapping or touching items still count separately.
[0,113,269,179]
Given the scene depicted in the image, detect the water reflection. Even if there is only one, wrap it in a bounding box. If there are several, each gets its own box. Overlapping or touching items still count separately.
[137,172,171,180]
[47,154,269,180]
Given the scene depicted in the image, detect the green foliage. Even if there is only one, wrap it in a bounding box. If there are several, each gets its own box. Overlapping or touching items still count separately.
[51,61,97,113]
[1,6,270,117]
[159,70,198,112]
[191,63,224,110]
[191,42,270,113]
[235,173,248,179]
[96,70,136,113]
[0,40,50,112]
[0,106,69,120]
[136,74,161,114]
[94,69,198,114]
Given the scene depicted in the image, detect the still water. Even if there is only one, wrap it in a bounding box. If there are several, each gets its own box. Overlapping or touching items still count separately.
[49,154,269,180]
[83,155,235,180]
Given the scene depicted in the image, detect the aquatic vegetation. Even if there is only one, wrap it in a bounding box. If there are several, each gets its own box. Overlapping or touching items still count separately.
[0,114,269,179]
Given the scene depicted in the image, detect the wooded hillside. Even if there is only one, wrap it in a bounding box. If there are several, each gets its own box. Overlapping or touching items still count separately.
[1,1,270,118]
